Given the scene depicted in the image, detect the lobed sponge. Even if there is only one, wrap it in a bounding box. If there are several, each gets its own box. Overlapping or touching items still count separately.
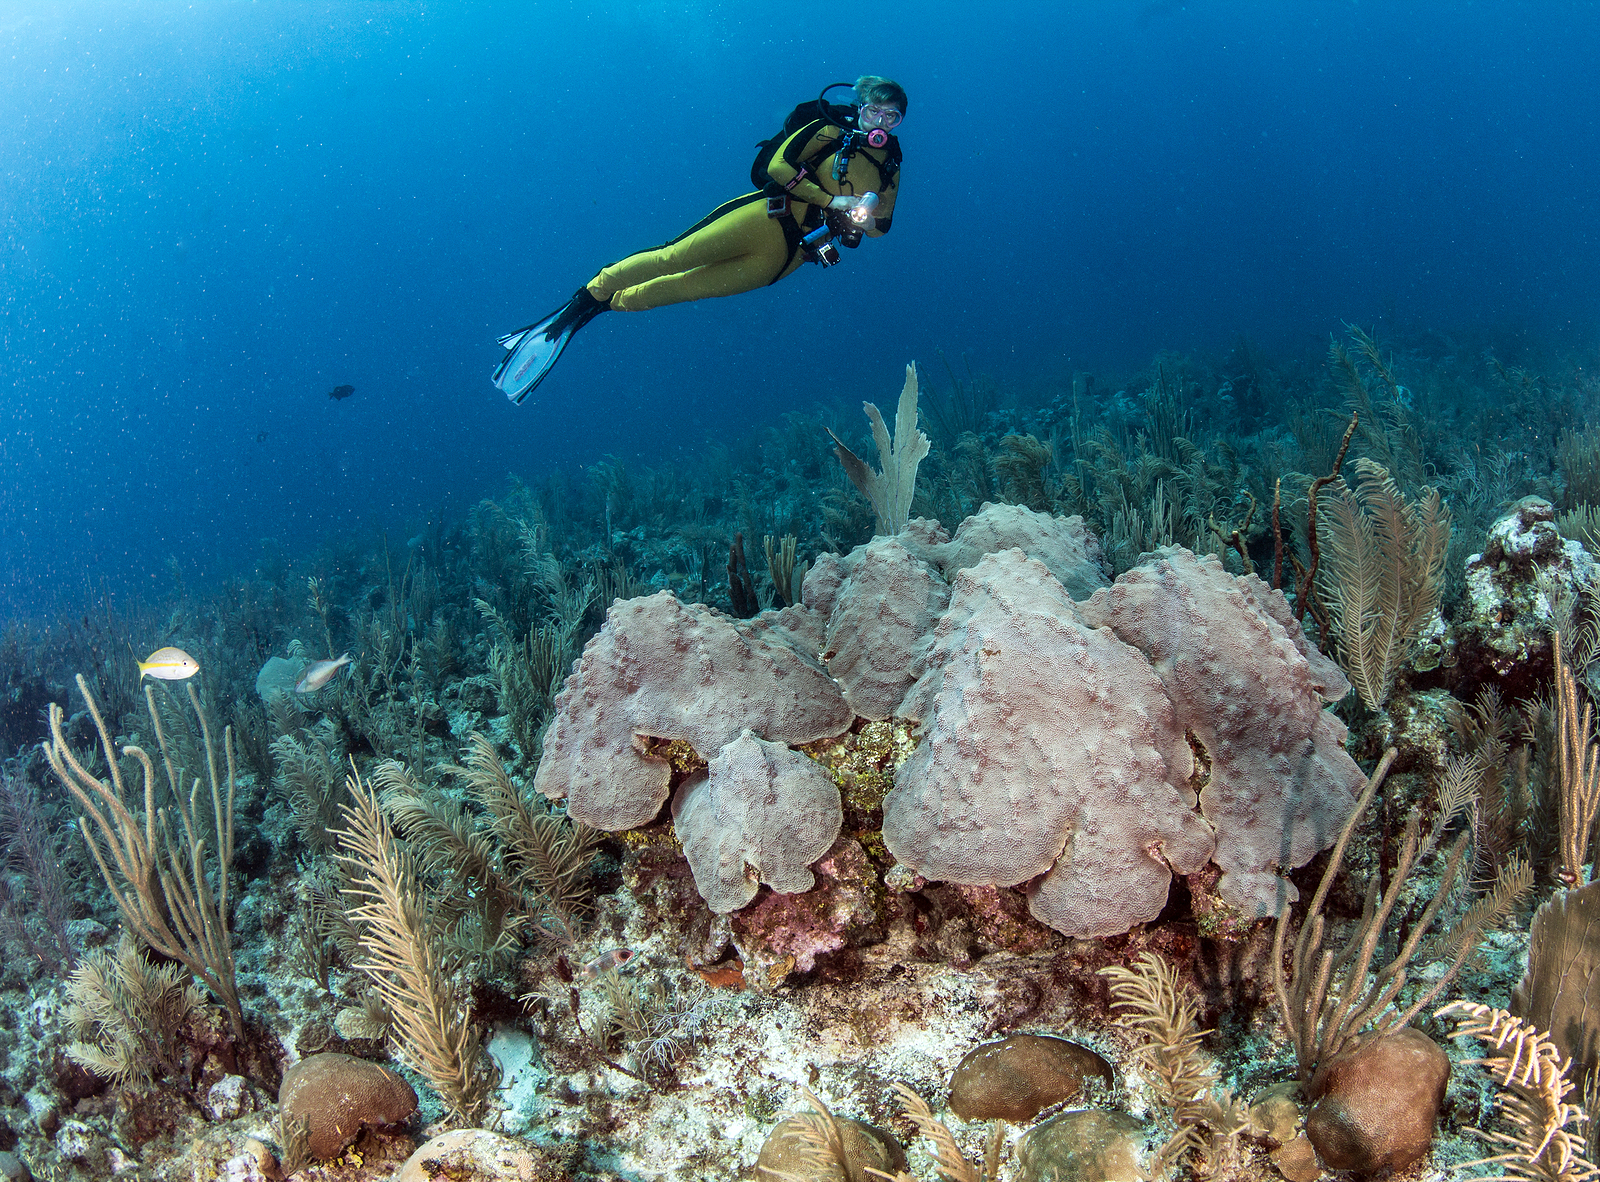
[1079,548,1364,919]
[534,592,851,829]
[671,730,843,913]
[535,506,1362,938]
[884,549,1215,937]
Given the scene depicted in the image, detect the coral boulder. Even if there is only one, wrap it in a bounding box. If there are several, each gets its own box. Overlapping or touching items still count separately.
[532,504,1364,940]
[1305,1029,1449,1172]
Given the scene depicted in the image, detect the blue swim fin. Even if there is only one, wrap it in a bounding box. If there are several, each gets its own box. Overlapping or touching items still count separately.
[492,288,610,404]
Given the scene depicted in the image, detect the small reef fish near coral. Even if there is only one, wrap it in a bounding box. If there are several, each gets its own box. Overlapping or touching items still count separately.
[136,646,199,680]
[295,653,353,692]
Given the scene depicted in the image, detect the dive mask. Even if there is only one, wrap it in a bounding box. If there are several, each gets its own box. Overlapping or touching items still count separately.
[858,103,902,147]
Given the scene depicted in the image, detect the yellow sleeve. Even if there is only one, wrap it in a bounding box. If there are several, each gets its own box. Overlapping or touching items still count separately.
[866,169,898,237]
[761,121,841,209]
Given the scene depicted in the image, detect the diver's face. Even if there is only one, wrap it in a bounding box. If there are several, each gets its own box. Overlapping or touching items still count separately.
[857,103,904,133]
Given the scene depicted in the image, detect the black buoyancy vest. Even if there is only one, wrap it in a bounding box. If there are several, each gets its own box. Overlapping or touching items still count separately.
[751,100,901,194]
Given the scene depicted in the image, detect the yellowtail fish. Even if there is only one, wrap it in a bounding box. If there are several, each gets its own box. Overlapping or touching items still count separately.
[577,949,634,980]
[295,653,353,693]
[137,647,200,681]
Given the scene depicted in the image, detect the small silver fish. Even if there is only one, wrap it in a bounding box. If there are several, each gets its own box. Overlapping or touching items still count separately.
[295,653,353,693]
[138,647,200,681]
[577,949,634,980]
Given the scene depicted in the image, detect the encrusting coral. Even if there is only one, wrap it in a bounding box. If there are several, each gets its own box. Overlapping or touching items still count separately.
[536,498,1366,937]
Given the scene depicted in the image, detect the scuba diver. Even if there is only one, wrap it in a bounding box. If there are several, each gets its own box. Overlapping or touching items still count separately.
[492,75,906,404]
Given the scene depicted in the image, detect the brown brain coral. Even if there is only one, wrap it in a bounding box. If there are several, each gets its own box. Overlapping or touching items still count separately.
[278,1052,417,1163]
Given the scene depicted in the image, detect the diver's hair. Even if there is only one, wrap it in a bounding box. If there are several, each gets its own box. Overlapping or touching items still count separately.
[854,75,907,114]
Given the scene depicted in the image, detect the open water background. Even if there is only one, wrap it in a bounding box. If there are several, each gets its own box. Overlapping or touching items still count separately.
[2,0,1597,617]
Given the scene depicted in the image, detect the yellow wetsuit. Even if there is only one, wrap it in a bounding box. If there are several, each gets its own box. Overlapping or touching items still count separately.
[586,121,901,312]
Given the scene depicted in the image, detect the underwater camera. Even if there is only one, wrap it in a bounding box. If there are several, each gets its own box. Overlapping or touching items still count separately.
[802,223,842,266]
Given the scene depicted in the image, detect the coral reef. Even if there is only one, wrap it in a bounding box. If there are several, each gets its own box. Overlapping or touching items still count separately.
[1078,547,1364,918]
[5,330,1600,1180]
[540,510,1363,938]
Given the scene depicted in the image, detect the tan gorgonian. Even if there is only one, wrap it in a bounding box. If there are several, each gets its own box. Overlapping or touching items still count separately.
[827,363,932,537]
[870,1083,987,1182]
[65,931,207,1087]
[755,1088,862,1182]
[1556,505,1600,555]
[1101,951,1249,1178]
[45,676,243,1039]
[334,768,490,1124]
[1315,456,1451,710]
[452,732,599,926]
[1438,1002,1600,1182]
[1275,748,1532,1080]
[1553,631,1600,886]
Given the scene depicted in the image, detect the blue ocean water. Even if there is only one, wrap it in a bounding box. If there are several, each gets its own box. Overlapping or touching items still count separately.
[2,0,1596,619]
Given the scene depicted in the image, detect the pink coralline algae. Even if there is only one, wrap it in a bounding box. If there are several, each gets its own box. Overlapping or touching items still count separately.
[534,504,1363,938]
[730,837,881,980]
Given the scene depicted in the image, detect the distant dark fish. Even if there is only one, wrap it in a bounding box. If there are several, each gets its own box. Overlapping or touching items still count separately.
[256,431,268,443]
[328,384,356,401]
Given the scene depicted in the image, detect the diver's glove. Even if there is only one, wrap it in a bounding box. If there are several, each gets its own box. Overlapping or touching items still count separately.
[492,288,611,405]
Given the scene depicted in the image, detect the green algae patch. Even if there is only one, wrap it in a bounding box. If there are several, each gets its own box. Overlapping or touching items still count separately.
[801,718,919,814]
